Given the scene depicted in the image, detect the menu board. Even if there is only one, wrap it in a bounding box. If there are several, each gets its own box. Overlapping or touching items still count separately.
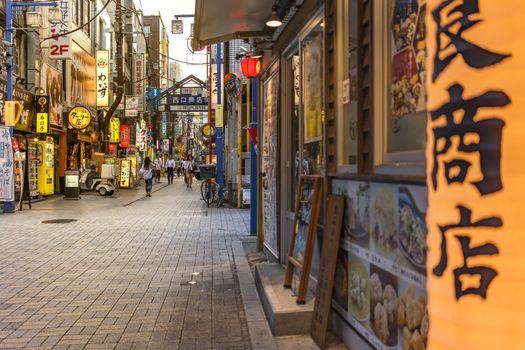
[332,179,428,350]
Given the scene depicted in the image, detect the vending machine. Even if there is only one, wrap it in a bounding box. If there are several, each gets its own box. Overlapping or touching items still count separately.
[37,137,54,195]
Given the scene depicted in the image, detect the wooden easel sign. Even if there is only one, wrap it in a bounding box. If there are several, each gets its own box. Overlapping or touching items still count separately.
[284,175,322,304]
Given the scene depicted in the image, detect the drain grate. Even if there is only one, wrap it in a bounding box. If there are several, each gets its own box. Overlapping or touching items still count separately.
[41,219,78,224]
[177,210,208,217]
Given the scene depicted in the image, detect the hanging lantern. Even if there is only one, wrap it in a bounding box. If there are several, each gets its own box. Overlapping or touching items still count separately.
[240,57,261,78]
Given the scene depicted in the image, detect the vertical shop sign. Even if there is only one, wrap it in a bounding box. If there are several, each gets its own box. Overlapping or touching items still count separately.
[96,51,110,107]
[35,95,50,134]
[134,53,145,111]
[120,159,131,188]
[161,113,167,139]
[110,118,120,143]
[120,125,131,148]
[162,139,170,152]
[49,0,71,59]
[0,126,14,201]
[136,129,147,151]
[426,1,520,349]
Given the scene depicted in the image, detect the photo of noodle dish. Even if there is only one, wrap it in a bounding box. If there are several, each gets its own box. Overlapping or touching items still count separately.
[398,187,427,269]
[371,187,398,255]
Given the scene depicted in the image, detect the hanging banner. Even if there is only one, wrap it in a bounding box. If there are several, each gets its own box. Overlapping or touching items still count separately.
[68,106,92,129]
[426,1,522,349]
[110,118,120,143]
[134,53,145,111]
[136,129,147,151]
[35,95,50,134]
[67,42,96,108]
[96,50,110,107]
[0,126,14,201]
[120,124,131,148]
[41,64,63,127]
[125,96,138,117]
[49,0,71,59]
[161,113,167,139]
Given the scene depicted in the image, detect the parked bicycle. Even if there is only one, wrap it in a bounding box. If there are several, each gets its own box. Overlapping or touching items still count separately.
[198,164,228,207]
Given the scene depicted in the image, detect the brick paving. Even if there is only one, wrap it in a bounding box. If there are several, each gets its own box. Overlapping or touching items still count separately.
[0,177,252,349]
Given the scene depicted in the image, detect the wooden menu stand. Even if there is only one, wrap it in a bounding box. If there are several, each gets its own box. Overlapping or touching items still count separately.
[284,175,322,304]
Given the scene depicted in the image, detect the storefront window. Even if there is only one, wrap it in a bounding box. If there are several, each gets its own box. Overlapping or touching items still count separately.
[373,0,427,174]
[337,0,359,170]
[300,21,324,176]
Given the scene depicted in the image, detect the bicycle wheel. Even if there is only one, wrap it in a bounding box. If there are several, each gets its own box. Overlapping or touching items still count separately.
[203,180,214,207]
[200,180,207,202]
[211,182,219,205]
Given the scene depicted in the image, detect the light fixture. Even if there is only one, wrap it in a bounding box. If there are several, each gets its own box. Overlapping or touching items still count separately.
[266,6,282,28]
[26,12,43,28]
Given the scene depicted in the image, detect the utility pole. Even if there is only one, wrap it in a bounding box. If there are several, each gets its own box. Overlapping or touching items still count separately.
[104,0,124,153]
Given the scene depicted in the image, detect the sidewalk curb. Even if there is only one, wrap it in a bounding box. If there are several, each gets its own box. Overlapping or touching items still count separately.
[232,240,279,350]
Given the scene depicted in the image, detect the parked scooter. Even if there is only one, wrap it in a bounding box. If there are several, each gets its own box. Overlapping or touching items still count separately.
[79,164,116,196]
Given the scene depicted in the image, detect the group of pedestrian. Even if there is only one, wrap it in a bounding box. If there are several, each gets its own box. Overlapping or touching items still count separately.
[138,154,198,196]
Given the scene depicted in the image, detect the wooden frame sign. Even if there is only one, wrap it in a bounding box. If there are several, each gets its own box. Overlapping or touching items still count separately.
[311,194,345,348]
[284,175,323,304]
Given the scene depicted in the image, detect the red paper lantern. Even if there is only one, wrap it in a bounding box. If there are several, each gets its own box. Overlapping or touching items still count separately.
[119,124,131,148]
[240,57,261,78]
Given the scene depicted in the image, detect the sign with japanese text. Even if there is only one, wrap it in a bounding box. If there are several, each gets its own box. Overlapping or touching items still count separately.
[49,0,71,59]
[109,118,120,143]
[120,124,131,148]
[68,106,91,130]
[35,95,50,134]
[125,96,138,117]
[136,128,147,151]
[120,159,131,188]
[161,112,167,139]
[96,50,110,107]
[134,54,145,111]
[426,1,522,348]
[0,126,14,201]
[171,19,183,34]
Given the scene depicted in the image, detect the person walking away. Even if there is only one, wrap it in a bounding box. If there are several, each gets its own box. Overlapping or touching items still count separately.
[184,155,195,189]
[139,157,154,197]
[154,157,162,183]
[175,157,182,177]
[166,155,175,184]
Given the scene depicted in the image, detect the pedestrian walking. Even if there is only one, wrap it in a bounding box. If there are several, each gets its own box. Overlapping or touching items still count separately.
[183,154,195,189]
[175,157,182,177]
[139,157,154,197]
[154,157,162,183]
[166,155,175,184]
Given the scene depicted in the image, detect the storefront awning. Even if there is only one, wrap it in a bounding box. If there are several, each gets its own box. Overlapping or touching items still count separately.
[193,0,274,50]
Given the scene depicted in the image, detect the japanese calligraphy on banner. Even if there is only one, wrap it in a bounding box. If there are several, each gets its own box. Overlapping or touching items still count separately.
[0,126,14,201]
[120,124,131,148]
[49,0,71,59]
[136,128,147,151]
[426,1,522,349]
[96,51,110,107]
[161,113,167,139]
[110,118,120,143]
[134,54,145,111]
[35,95,50,134]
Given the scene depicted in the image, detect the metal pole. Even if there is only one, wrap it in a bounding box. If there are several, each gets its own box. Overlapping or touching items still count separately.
[216,43,223,202]
[207,46,212,164]
[250,78,258,235]
[4,0,15,213]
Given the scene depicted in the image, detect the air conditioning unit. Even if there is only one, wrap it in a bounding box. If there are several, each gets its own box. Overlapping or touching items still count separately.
[48,8,62,24]
[26,12,43,28]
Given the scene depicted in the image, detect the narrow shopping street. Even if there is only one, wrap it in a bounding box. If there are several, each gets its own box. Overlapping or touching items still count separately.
[0,178,253,349]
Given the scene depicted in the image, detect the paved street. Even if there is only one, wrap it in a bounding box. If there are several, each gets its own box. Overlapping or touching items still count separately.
[0,177,253,349]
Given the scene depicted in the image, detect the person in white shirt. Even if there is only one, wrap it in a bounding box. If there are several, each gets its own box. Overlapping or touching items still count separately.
[139,157,154,197]
[166,155,175,184]
[153,157,162,183]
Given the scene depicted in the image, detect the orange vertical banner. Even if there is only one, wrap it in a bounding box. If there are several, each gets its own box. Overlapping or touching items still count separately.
[426,1,525,349]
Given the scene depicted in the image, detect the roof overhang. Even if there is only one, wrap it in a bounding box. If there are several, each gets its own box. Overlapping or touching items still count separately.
[193,0,274,50]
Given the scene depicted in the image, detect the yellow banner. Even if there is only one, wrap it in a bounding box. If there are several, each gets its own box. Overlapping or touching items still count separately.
[426,1,523,349]
[110,117,120,143]
[36,113,48,134]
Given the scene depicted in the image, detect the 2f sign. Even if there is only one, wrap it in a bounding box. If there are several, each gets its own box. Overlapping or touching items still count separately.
[50,44,69,56]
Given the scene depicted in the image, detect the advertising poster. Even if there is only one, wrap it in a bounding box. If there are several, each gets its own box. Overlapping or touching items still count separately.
[303,32,323,143]
[67,42,96,108]
[332,179,428,350]
[262,68,279,257]
[391,0,427,119]
[0,127,14,201]
[41,64,63,127]
[37,137,54,196]
[0,79,35,132]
